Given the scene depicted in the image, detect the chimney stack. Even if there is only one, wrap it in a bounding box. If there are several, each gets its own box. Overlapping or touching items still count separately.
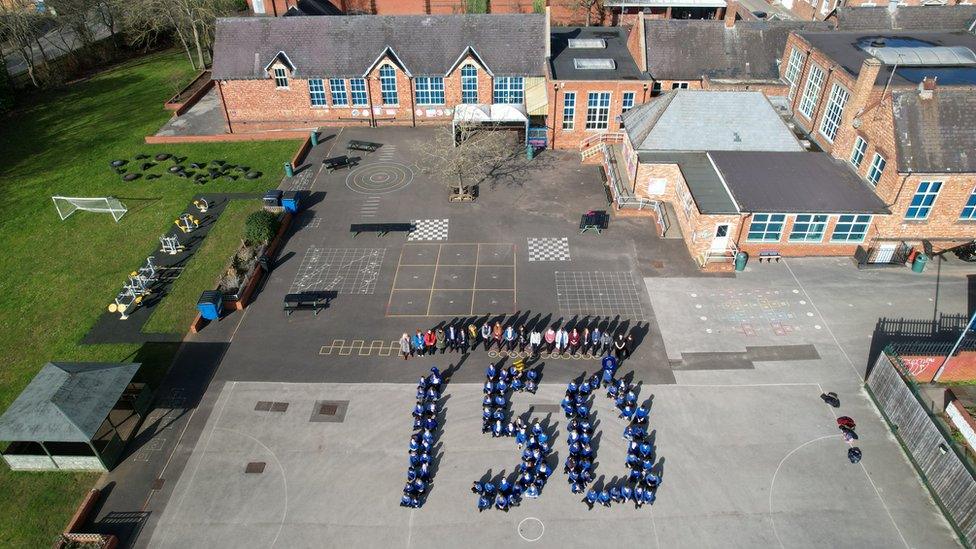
[919,76,937,99]
[725,1,737,28]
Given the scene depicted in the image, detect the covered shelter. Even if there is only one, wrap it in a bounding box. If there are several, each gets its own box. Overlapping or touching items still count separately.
[0,362,149,471]
[452,103,529,145]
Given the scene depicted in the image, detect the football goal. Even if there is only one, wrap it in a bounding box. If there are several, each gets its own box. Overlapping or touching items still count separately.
[52,196,128,222]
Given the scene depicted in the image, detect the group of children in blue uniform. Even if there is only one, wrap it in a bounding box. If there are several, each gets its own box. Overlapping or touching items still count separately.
[400,367,443,508]
[482,362,539,437]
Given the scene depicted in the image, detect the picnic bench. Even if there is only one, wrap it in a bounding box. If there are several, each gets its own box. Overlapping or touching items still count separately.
[579,210,610,234]
[350,222,415,236]
[283,291,336,316]
[347,140,381,153]
[323,155,356,171]
[758,250,781,263]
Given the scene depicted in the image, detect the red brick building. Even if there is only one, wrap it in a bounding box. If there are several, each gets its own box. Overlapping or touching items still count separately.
[779,28,976,255]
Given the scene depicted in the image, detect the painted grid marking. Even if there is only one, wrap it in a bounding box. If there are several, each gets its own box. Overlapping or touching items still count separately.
[527,237,571,262]
[285,168,314,191]
[290,247,385,294]
[407,219,449,241]
[555,271,646,321]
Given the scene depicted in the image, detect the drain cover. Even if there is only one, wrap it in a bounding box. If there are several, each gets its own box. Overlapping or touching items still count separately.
[270,402,289,413]
[245,462,266,474]
[319,403,338,416]
[254,401,273,411]
[310,400,349,423]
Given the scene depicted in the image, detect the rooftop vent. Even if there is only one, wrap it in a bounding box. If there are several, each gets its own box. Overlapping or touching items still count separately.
[568,38,606,49]
[574,58,616,70]
[864,45,976,66]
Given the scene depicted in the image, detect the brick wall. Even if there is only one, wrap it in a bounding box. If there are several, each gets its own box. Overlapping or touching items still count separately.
[874,173,976,245]
[736,214,873,257]
[548,81,649,149]
[780,0,827,20]
[301,0,606,24]
[703,80,790,98]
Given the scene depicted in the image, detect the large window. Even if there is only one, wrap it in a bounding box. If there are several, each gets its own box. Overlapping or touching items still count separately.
[789,214,829,242]
[905,181,942,220]
[621,92,635,113]
[273,67,288,89]
[831,214,871,242]
[461,64,478,104]
[414,76,445,105]
[798,63,825,119]
[866,153,886,186]
[379,65,398,105]
[747,213,786,242]
[961,187,976,220]
[585,91,611,130]
[671,82,689,89]
[493,76,524,104]
[350,78,368,106]
[562,92,576,130]
[329,78,348,106]
[784,48,804,100]
[818,83,849,142]
[308,79,327,107]
[850,136,867,168]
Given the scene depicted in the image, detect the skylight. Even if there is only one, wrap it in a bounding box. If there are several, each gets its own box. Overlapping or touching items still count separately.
[573,58,616,70]
[568,38,607,49]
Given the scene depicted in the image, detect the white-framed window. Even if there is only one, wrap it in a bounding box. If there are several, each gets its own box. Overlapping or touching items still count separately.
[818,83,849,143]
[961,187,976,220]
[788,214,829,242]
[414,76,445,105]
[273,67,288,89]
[850,136,867,168]
[906,181,943,220]
[671,82,689,89]
[350,78,368,106]
[866,153,886,186]
[585,91,611,130]
[562,92,576,130]
[651,82,662,96]
[379,65,398,105]
[621,92,635,113]
[747,213,786,242]
[461,64,478,104]
[831,214,871,242]
[329,78,348,106]
[784,47,804,100]
[493,77,524,104]
[308,79,327,107]
[798,63,825,119]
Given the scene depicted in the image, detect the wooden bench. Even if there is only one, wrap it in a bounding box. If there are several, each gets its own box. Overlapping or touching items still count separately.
[323,155,356,171]
[347,140,381,153]
[758,250,781,263]
[283,291,335,316]
[350,222,415,236]
[579,210,610,234]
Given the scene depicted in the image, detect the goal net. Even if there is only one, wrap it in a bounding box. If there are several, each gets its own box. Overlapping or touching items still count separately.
[52,196,128,222]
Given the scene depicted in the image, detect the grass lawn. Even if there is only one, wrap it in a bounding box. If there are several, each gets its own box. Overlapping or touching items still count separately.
[0,50,299,547]
[143,199,262,334]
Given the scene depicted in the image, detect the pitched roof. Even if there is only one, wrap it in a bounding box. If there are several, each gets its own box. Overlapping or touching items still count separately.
[549,27,644,81]
[212,14,546,80]
[835,6,976,32]
[0,363,140,443]
[709,152,890,214]
[622,90,804,152]
[892,87,976,174]
[643,19,830,82]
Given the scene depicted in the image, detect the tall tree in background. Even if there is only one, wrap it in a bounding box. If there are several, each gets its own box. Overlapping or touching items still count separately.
[0,5,50,87]
[123,0,237,71]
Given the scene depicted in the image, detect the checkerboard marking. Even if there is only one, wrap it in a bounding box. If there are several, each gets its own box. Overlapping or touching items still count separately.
[407,219,449,241]
[527,237,571,262]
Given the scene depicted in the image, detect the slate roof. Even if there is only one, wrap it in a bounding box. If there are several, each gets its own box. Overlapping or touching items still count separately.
[212,14,546,80]
[621,90,804,152]
[798,31,976,86]
[637,152,738,214]
[835,6,976,32]
[709,151,889,214]
[0,363,140,443]
[549,27,644,81]
[643,19,830,82]
[892,87,976,174]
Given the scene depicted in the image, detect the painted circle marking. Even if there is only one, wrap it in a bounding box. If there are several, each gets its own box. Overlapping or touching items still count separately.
[518,517,545,542]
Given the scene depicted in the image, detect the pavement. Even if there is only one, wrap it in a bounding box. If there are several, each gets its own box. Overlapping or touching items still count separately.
[83,127,968,548]
[154,90,228,137]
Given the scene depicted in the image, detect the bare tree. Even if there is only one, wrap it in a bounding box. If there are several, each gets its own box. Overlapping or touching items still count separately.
[570,0,602,26]
[123,0,237,71]
[417,122,523,201]
[0,5,51,87]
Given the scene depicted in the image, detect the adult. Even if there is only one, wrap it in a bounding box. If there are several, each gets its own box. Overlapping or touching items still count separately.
[435,328,447,354]
[556,327,569,355]
[468,323,479,349]
[568,328,581,356]
[517,326,528,353]
[624,333,634,359]
[457,327,468,353]
[613,334,626,360]
[590,327,602,356]
[529,329,542,357]
[446,324,458,352]
[503,324,516,351]
[424,329,436,355]
[581,327,591,355]
[399,333,411,360]
[412,330,425,356]
[600,330,612,356]
[480,322,492,351]
[492,322,504,351]
[544,327,556,354]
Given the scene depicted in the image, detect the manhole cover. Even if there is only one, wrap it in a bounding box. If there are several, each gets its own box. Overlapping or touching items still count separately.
[245,462,266,474]
[254,401,273,411]
[310,400,349,423]
[517,517,544,542]
[319,404,338,416]
[270,402,289,413]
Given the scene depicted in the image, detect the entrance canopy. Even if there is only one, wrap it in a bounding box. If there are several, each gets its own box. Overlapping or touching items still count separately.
[452,104,529,144]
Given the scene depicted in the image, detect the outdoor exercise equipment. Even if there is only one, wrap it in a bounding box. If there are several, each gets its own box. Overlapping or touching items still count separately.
[109,256,158,319]
[193,198,209,213]
[52,196,128,222]
[174,213,200,233]
[159,235,184,255]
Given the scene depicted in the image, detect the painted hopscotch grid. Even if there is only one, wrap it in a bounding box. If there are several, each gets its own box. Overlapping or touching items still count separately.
[527,237,571,262]
[290,247,385,295]
[555,271,646,321]
[407,219,449,241]
[360,196,381,219]
[285,168,315,191]
[318,339,598,360]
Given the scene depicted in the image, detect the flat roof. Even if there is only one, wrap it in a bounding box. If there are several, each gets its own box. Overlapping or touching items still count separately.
[638,152,738,214]
[709,151,890,214]
[549,27,644,81]
[798,31,976,86]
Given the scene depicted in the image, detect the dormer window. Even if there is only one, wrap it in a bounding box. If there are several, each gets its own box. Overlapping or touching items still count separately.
[273,67,288,89]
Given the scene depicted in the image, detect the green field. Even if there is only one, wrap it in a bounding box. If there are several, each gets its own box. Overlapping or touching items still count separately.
[0,51,298,547]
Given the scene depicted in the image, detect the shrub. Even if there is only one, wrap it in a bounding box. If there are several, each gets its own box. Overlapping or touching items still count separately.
[242,210,279,245]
